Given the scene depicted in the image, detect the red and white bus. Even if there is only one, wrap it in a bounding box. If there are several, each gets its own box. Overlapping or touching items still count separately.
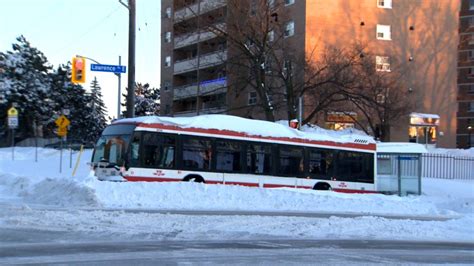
[91,115,377,193]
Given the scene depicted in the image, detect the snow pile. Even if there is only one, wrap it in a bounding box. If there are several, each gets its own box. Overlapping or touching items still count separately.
[427,147,474,157]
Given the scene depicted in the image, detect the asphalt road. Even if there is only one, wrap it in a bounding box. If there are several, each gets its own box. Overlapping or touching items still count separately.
[0,237,472,265]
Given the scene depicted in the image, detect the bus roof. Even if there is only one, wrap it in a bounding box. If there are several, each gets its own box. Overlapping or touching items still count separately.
[114,115,376,149]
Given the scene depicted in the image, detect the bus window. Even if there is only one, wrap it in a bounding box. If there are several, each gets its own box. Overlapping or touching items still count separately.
[308,148,333,180]
[216,140,242,172]
[335,151,374,183]
[91,124,135,166]
[128,134,141,167]
[93,136,127,165]
[278,146,304,176]
[246,144,272,175]
[141,133,176,169]
[182,137,212,170]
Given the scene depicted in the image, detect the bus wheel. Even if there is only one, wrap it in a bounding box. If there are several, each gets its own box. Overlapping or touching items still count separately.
[183,175,205,183]
[313,182,332,191]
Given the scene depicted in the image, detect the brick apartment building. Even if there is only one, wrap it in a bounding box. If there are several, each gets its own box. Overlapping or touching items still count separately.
[160,0,463,148]
[458,0,474,148]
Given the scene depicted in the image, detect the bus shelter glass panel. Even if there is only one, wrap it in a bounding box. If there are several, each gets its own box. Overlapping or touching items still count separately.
[399,155,421,196]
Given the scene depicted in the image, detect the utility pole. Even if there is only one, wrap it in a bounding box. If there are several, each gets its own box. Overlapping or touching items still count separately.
[195,0,202,115]
[120,0,136,118]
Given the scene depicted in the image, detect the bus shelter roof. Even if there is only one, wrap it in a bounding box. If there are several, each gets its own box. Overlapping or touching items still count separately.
[377,142,428,154]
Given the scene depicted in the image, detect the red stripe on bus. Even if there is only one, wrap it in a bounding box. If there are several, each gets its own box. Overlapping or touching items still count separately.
[124,176,179,182]
[223,182,259,187]
[123,176,378,194]
[137,123,376,151]
[333,188,379,194]
[263,184,311,189]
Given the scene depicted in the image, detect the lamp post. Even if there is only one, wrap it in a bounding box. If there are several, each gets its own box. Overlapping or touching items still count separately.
[76,55,123,119]
[468,125,473,148]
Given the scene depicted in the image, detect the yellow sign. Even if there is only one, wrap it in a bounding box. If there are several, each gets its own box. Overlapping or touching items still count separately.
[55,115,70,128]
[7,107,18,117]
[57,127,68,137]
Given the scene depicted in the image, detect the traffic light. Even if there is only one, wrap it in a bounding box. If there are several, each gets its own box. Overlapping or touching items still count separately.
[71,57,86,83]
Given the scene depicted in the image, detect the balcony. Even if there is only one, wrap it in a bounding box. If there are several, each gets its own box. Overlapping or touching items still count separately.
[174,77,227,100]
[174,49,227,74]
[175,0,226,22]
[174,23,226,49]
[174,106,227,117]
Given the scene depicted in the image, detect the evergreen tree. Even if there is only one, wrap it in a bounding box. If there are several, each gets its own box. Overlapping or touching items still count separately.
[87,77,108,141]
[122,82,160,117]
[0,35,53,142]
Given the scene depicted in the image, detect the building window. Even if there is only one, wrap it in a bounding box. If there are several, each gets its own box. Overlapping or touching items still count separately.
[469,35,474,45]
[468,67,474,78]
[283,60,292,77]
[163,81,170,91]
[285,0,295,6]
[164,32,171,43]
[250,0,257,16]
[469,102,474,112]
[375,56,391,72]
[376,24,391,40]
[469,85,474,94]
[284,20,295,37]
[268,0,275,9]
[469,17,474,28]
[377,0,392,8]
[268,30,274,42]
[165,7,172,18]
[469,50,474,61]
[248,91,257,105]
[165,56,171,67]
[470,0,474,10]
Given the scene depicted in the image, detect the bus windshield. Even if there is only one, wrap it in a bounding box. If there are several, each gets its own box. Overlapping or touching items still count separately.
[91,124,136,166]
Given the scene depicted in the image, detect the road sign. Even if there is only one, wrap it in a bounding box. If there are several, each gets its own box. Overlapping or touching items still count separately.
[57,126,67,137]
[8,117,18,129]
[91,64,126,73]
[8,107,18,117]
[55,115,70,128]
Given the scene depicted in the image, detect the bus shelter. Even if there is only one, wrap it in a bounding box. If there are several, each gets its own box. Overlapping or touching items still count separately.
[376,143,427,196]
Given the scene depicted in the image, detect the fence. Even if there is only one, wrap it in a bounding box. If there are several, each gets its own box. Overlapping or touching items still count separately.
[421,153,474,180]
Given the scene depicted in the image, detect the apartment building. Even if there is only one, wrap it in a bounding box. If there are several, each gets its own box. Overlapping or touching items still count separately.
[458,0,474,148]
[161,0,460,148]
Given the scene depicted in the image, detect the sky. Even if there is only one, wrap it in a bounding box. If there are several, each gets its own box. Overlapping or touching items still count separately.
[0,0,161,119]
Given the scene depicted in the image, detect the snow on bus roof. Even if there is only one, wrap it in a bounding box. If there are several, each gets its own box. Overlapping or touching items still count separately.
[377,142,428,154]
[115,115,375,145]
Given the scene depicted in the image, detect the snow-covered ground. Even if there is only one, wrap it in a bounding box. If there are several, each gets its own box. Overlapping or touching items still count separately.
[0,147,473,242]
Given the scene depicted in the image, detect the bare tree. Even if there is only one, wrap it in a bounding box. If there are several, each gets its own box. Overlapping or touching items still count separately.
[344,52,413,141]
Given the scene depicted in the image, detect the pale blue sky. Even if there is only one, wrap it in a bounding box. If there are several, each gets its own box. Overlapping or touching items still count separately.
[0,0,161,118]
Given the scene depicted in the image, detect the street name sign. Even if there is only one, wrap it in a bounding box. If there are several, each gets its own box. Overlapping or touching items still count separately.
[91,64,126,73]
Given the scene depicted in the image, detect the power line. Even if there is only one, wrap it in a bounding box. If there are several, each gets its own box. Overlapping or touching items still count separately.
[53,5,122,58]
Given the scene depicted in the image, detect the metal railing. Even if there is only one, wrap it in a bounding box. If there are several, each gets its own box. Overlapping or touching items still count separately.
[421,153,474,180]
